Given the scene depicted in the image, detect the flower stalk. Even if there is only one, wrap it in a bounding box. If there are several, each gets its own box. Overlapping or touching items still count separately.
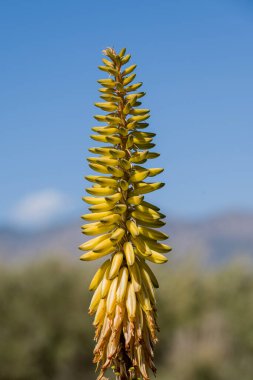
[80,47,171,380]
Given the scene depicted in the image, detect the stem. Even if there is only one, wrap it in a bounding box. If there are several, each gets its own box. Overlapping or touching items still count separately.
[120,335,133,380]
[113,51,139,380]
[115,59,131,246]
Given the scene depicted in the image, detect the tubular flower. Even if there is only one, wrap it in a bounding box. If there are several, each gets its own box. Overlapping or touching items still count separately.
[80,47,171,380]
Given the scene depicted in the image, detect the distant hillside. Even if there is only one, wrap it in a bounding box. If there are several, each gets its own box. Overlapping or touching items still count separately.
[0,212,253,265]
[170,212,253,264]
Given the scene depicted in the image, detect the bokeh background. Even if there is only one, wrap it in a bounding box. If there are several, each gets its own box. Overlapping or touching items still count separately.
[1,1,253,379]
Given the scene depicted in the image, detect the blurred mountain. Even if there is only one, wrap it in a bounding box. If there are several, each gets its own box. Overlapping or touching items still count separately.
[0,212,252,265]
[170,212,253,264]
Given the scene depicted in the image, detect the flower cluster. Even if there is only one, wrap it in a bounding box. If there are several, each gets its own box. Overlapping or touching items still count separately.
[80,47,171,380]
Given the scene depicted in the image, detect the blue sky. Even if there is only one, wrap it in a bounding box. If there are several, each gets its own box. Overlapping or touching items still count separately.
[0,0,253,229]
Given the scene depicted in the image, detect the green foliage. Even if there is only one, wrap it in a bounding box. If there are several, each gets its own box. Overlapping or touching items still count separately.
[0,260,93,380]
[0,258,253,380]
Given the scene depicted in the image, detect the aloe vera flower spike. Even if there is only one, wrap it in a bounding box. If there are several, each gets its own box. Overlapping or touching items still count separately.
[79,47,171,380]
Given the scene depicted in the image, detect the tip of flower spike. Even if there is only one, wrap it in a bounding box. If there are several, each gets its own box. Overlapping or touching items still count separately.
[102,47,116,57]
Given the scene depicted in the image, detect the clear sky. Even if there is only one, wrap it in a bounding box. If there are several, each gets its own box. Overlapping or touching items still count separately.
[0,0,253,229]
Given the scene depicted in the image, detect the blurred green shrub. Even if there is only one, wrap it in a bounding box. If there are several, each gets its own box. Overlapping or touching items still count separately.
[0,258,253,380]
[0,260,93,380]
